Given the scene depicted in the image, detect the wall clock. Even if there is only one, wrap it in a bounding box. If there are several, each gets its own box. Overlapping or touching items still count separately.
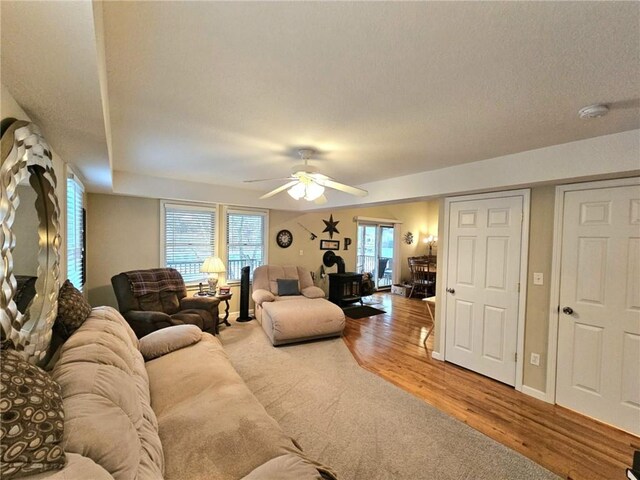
[276,229,293,248]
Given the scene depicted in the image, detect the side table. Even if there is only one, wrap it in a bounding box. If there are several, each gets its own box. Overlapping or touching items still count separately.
[215,292,233,329]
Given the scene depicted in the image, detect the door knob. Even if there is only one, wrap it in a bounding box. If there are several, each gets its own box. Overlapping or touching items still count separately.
[562,306,574,315]
[446,288,455,294]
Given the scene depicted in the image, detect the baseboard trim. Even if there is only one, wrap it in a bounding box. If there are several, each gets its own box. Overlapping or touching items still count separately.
[521,385,550,403]
[431,351,444,361]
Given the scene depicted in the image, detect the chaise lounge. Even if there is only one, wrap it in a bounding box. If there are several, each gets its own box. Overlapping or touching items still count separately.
[251,265,346,346]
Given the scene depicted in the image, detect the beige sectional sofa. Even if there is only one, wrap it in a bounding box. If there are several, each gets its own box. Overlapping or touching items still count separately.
[252,265,345,346]
[25,307,335,480]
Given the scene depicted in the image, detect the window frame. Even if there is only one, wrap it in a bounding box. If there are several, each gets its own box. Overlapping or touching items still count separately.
[223,206,269,285]
[160,200,219,286]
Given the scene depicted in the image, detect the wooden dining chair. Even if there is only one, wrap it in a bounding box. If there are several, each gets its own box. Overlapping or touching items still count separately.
[408,259,434,298]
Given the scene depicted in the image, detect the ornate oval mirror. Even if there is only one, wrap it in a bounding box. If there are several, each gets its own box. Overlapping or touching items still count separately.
[1,119,61,364]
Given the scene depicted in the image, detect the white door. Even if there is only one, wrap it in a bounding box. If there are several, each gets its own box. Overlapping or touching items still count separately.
[445,195,524,385]
[556,185,640,435]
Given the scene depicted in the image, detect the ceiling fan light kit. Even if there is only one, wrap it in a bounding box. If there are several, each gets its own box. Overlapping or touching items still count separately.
[287,178,325,201]
[248,147,367,202]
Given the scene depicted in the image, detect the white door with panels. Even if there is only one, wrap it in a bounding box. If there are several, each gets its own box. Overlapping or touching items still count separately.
[556,185,640,435]
[445,195,524,386]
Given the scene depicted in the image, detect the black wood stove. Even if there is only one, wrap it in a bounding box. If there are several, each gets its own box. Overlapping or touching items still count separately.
[323,251,363,307]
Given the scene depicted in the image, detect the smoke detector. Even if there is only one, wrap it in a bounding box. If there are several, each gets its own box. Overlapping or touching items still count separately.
[578,104,609,119]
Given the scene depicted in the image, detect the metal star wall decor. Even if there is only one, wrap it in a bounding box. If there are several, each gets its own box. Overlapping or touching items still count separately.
[322,214,340,239]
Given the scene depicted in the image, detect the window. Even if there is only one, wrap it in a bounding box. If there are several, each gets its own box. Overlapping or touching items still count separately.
[66,172,85,291]
[162,203,216,284]
[226,209,267,281]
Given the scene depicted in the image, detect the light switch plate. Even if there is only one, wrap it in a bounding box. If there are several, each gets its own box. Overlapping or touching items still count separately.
[530,353,540,366]
[533,272,543,285]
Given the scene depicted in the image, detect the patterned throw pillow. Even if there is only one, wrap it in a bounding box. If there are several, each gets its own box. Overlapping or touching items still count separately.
[55,280,92,339]
[0,349,66,478]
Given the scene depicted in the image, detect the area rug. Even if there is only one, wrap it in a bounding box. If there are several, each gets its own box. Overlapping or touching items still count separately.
[342,305,385,319]
[222,322,559,480]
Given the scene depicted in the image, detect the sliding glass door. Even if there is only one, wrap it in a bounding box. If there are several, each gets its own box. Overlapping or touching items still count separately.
[356,223,395,290]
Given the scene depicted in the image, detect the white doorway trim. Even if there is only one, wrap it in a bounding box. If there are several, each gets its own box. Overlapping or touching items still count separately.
[434,189,530,392]
[545,176,640,404]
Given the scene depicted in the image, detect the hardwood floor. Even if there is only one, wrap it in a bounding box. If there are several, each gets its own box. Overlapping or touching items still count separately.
[342,293,639,480]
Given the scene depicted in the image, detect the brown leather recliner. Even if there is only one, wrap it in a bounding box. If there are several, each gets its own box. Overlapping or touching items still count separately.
[111,269,220,338]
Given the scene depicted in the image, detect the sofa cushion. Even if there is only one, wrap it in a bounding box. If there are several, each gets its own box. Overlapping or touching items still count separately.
[139,325,202,360]
[241,453,325,480]
[169,311,204,329]
[276,279,300,296]
[55,280,92,339]
[0,350,66,479]
[52,307,164,480]
[145,334,306,480]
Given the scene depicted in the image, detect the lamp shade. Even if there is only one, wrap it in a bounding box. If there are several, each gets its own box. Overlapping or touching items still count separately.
[287,180,325,201]
[200,256,226,274]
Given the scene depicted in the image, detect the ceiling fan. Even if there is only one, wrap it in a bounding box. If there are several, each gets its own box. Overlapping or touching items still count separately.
[244,148,368,204]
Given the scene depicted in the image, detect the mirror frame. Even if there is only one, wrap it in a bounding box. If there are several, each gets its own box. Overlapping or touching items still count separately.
[1,120,61,364]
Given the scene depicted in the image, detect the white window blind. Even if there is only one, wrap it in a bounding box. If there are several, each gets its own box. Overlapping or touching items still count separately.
[226,210,266,281]
[163,203,216,284]
[66,174,84,291]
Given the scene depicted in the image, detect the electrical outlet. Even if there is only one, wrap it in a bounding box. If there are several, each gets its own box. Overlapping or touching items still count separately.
[530,353,540,366]
[299,249,304,256]
[533,272,544,285]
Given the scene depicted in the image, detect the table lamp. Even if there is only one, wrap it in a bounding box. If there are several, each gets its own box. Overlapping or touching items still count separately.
[200,256,226,293]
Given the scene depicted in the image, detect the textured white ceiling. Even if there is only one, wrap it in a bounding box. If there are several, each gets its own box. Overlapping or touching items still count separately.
[102,1,639,191]
[1,1,639,207]
[1,1,111,190]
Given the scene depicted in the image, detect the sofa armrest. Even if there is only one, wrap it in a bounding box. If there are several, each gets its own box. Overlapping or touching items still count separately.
[252,289,275,306]
[301,286,326,299]
[123,310,173,338]
[125,310,172,325]
[180,296,221,311]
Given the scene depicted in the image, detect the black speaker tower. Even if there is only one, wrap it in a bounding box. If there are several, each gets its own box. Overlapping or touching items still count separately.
[236,266,253,322]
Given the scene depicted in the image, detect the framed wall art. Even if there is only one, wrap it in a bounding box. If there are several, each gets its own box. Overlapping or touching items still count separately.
[320,239,340,250]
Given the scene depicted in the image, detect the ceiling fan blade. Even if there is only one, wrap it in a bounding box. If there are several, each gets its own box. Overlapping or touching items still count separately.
[259,180,299,199]
[314,178,368,197]
[244,176,293,183]
[314,194,328,205]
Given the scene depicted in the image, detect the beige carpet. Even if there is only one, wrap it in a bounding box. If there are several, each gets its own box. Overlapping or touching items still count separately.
[222,321,559,480]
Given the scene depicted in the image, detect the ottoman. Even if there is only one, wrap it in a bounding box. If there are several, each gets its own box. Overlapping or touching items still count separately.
[260,298,346,346]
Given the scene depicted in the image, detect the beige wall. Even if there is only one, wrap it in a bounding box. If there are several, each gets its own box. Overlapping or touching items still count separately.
[85,193,439,313]
[86,194,161,307]
[85,193,252,314]
[268,200,440,293]
[522,186,555,391]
